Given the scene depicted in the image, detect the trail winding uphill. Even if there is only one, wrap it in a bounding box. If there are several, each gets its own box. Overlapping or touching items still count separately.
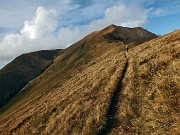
[0,26,179,135]
[98,55,129,135]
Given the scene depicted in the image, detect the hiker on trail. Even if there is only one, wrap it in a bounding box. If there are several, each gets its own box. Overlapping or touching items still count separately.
[126,45,129,53]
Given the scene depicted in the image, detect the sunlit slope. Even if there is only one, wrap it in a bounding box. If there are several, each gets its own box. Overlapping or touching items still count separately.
[0,41,127,135]
[0,25,160,135]
[110,30,180,135]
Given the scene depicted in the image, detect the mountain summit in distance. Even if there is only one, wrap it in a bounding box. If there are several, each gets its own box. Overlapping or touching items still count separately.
[78,24,157,45]
[95,24,158,44]
[0,25,179,135]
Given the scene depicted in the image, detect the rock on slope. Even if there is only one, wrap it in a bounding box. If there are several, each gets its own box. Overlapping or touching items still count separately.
[0,49,61,108]
[0,26,179,135]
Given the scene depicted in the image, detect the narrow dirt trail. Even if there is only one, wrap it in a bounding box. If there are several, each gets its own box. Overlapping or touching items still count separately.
[98,54,129,135]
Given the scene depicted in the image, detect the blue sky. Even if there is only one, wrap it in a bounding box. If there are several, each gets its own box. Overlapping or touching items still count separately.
[0,0,180,68]
[0,0,179,35]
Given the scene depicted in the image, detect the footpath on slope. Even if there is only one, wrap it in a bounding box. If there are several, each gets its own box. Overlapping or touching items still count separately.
[98,52,129,135]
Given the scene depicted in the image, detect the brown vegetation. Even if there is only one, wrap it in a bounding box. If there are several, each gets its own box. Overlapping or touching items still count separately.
[0,26,179,135]
[110,30,180,135]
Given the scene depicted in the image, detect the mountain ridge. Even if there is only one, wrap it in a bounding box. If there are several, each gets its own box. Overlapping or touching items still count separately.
[0,49,62,108]
[0,25,179,135]
[77,24,157,45]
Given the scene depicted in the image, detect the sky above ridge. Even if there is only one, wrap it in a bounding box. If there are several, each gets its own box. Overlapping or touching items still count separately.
[0,0,180,68]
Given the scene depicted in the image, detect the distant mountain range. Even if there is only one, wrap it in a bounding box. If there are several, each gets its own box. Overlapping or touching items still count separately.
[0,25,179,135]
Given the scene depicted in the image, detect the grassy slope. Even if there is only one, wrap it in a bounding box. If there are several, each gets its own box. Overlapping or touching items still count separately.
[0,41,127,135]
[110,30,180,134]
[1,26,177,135]
[0,49,61,108]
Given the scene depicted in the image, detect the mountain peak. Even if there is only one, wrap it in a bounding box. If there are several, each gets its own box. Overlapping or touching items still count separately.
[0,26,179,135]
[81,25,157,45]
[105,24,117,29]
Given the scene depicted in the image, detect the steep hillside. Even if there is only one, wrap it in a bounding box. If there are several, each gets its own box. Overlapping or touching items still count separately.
[0,26,179,135]
[109,30,180,135]
[0,49,61,108]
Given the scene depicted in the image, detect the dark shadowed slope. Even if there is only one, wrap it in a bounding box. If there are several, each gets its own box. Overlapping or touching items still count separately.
[0,49,62,108]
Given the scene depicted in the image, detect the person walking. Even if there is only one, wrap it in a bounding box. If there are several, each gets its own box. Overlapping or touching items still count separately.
[126,45,129,53]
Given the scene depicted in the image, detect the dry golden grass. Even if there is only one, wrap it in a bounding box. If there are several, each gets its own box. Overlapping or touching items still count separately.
[0,29,179,135]
[0,40,127,135]
[110,30,180,135]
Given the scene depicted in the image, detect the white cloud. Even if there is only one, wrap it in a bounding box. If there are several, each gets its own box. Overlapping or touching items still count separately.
[20,7,57,39]
[84,2,149,32]
[0,3,150,67]
[154,8,165,16]
[0,0,77,29]
[105,4,148,27]
[0,7,82,62]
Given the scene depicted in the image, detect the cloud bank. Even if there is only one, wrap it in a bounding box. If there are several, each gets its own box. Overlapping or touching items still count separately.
[0,2,149,68]
[0,7,82,63]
